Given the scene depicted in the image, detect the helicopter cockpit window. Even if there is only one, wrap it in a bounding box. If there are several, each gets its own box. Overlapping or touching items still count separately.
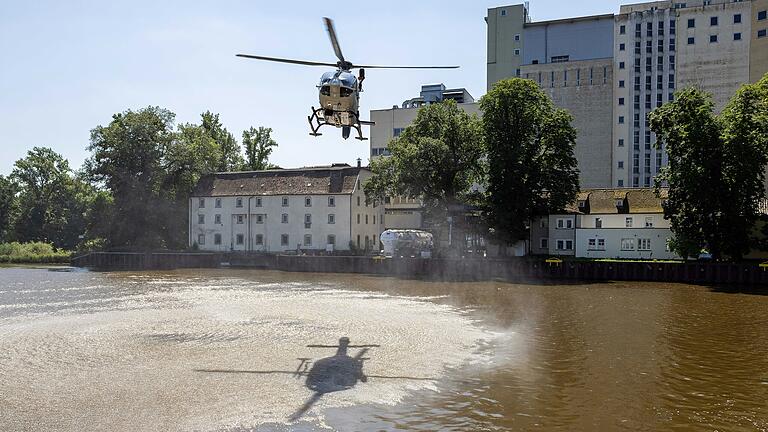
[320,86,331,96]
[340,87,353,97]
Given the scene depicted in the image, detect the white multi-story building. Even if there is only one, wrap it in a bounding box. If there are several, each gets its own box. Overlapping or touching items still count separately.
[188,164,384,253]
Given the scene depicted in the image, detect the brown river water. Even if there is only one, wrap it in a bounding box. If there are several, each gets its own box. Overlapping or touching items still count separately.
[0,266,767,431]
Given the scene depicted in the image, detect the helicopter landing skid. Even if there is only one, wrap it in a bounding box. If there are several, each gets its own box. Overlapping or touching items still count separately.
[308,107,374,141]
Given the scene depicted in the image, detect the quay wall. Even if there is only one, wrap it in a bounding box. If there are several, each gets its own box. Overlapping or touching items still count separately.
[71,252,768,286]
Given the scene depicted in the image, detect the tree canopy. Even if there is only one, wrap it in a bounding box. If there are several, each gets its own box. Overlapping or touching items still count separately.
[243,126,279,170]
[364,100,484,224]
[649,75,768,260]
[479,78,580,245]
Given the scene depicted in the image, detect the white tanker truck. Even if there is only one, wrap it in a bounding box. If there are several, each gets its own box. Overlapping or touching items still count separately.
[379,229,433,258]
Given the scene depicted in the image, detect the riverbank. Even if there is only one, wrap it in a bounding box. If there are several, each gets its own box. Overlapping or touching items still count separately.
[0,242,70,264]
[70,252,768,286]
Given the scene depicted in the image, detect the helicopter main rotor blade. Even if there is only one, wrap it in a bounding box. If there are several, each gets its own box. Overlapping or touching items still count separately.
[323,17,345,64]
[236,54,339,68]
[353,64,460,69]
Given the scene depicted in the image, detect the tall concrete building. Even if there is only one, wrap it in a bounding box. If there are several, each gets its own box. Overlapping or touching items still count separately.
[487,5,616,188]
[488,1,768,189]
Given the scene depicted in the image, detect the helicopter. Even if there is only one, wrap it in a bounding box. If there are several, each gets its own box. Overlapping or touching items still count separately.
[236,18,459,141]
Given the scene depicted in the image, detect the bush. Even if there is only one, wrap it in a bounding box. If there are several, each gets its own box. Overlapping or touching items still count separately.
[0,242,71,264]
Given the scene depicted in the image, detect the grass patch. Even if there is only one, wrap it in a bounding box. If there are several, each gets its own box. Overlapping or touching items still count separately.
[0,242,71,264]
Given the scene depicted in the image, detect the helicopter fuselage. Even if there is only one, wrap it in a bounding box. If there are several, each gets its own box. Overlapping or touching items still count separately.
[317,70,359,127]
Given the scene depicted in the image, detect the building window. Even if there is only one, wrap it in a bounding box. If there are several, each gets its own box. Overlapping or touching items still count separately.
[619,97,625,105]
[595,217,603,228]
[327,234,336,246]
[365,214,369,224]
[620,43,626,51]
[236,234,244,245]
[618,161,625,169]
[588,238,606,251]
[550,71,555,88]
[304,234,312,247]
[236,198,243,208]
[556,240,573,251]
[556,218,573,229]
[282,196,289,207]
[214,234,221,245]
[638,238,652,251]
[198,234,205,245]
[759,10,767,21]
[328,196,335,207]
[281,213,288,223]
[618,179,624,187]
[304,214,312,228]
[236,215,244,224]
[688,18,695,28]
[514,33,520,41]
[198,214,205,224]
[540,238,549,249]
[710,16,718,26]
[393,128,404,137]
[619,61,625,70]
[215,214,221,224]
[551,55,570,63]
[326,213,335,225]
[373,215,377,225]
[734,13,742,24]
[619,116,625,124]
[357,196,361,206]
[281,234,289,246]
[255,197,262,207]
[759,29,767,38]
[255,234,263,245]
[500,9,506,16]
[645,216,654,228]
[626,217,633,228]
[199,198,205,208]
[620,24,626,35]
[621,238,636,251]
[305,196,312,207]
[256,214,264,224]
[514,49,520,56]
[734,32,742,40]
[710,34,718,43]
[619,139,625,147]
[357,214,360,224]
[687,37,695,45]
[215,198,221,208]
[619,80,625,88]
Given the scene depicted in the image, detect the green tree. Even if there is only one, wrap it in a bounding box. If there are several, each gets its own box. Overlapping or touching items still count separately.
[364,100,484,246]
[9,147,90,249]
[480,78,580,246]
[650,78,768,260]
[0,175,17,242]
[87,107,176,248]
[242,126,278,170]
[201,111,243,171]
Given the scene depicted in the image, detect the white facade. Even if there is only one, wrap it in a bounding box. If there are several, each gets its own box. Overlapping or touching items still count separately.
[189,167,384,253]
[576,213,679,259]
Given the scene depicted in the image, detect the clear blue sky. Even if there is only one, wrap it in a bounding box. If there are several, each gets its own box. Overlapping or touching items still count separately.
[0,1,623,175]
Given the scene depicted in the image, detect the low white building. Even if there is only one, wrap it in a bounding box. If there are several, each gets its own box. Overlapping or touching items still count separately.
[575,189,679,260]
[530,188,681,260]
[189,164,384,253]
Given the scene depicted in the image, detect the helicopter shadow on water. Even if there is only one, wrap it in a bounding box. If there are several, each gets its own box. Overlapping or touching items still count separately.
[194,337,438,422]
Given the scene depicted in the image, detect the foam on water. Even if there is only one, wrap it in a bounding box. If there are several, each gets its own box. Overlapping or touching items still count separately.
[0,272,491,431]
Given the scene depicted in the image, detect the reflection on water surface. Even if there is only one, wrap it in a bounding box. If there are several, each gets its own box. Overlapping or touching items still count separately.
[1,267,767,431]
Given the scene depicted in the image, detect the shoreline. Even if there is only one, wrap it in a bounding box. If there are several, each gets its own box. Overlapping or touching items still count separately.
[67,252,768,286]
